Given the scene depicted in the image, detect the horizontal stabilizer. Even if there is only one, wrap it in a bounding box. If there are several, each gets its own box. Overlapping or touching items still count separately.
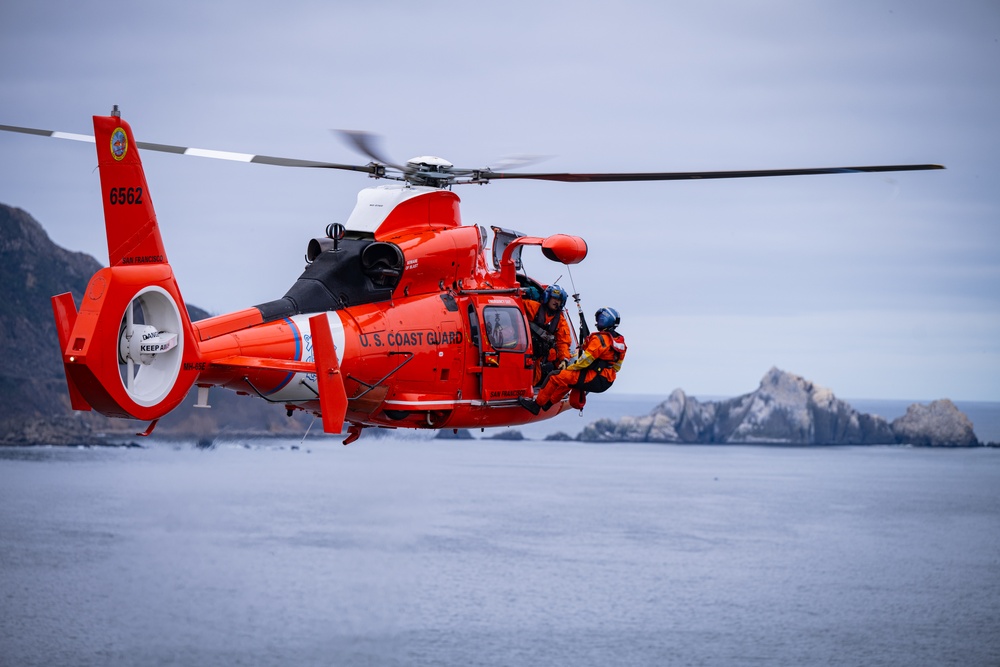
[210,356,317,374]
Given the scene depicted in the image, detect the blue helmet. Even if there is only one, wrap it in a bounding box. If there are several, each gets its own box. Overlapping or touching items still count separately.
[543,284,568,310]
[595,307,620,331]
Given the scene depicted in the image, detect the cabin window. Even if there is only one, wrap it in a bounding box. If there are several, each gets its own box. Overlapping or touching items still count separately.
[482,306,527,352]
[467,304,481,348]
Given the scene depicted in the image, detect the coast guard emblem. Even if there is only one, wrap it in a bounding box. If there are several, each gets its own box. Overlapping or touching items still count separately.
[110,127,128,161]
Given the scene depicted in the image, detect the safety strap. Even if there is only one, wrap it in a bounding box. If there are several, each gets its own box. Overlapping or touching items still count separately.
[529,307,560,358]
[533,306,560,334]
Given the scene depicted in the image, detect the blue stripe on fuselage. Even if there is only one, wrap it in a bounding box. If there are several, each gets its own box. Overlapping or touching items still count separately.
[262,317,302,395]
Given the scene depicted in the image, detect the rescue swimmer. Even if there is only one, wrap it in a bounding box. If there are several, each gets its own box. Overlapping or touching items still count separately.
[518,307,627,415]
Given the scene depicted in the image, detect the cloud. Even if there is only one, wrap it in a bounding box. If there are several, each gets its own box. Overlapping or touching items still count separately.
[2,1,998,398]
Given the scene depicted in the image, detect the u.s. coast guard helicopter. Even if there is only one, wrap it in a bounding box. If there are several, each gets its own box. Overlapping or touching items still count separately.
[0,107,942,443]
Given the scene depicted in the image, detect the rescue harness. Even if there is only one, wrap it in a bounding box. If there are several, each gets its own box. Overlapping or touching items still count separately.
[574,330,625,394]
[528,305,561,359]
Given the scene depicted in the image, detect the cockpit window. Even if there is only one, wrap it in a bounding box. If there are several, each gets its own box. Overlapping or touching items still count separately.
[483,306,527,352]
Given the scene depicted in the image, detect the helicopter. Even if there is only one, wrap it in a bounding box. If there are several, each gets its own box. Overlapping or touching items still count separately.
[0,107,943,444]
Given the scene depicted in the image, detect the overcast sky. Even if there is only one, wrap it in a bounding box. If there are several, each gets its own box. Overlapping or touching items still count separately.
[2,1,998,401]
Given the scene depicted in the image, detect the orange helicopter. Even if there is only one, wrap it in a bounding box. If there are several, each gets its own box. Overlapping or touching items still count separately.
[0,108,943,444]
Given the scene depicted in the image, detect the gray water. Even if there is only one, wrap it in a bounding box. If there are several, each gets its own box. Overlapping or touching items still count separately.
[2,440,999,666]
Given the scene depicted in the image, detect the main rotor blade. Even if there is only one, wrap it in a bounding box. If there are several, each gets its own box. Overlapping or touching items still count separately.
[137,140,377,173]
[4,122,944,184]
[0,123,378,175]
[333,130,406,172]
[0,123,95,143]
[478,163,945,183]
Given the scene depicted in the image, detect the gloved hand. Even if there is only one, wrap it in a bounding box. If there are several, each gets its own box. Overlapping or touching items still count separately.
[556,360,568,371]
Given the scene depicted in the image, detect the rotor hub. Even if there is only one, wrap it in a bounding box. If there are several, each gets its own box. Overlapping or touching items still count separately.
[406,155,453,171]
[120,324,178,366]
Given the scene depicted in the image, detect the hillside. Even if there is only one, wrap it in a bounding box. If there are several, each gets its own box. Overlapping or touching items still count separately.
[0,203,314,444]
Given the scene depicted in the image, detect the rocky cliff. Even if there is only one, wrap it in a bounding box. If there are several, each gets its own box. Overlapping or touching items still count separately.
[580,368,979,446]
[0,203,313,444]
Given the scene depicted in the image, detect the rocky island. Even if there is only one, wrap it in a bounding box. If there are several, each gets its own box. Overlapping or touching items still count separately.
[578,368,979,446]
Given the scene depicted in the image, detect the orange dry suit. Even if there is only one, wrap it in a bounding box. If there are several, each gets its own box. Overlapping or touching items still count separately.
[536,329,627,408]
[524,298,572,385]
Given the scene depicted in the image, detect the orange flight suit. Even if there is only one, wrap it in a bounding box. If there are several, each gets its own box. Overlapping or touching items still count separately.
[524,298,572,385]
[536,329,627,408]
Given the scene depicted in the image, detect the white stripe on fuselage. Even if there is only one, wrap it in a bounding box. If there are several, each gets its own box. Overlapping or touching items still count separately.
[262,312,347,403]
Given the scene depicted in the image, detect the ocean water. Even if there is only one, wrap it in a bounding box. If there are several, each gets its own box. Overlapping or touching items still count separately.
[2,438,998,666]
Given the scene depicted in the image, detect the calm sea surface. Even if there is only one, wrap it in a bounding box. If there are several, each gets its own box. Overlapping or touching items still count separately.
[2,437,998,666]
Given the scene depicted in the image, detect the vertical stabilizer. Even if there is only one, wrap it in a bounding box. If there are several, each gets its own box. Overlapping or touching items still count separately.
[93,113,167,267]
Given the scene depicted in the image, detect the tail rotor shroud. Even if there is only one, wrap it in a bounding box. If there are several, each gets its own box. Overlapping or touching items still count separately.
[117,286,183,407]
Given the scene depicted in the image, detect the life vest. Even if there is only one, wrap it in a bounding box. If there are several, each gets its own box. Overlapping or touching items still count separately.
[529,303,561,359]
[575,330,627,393]
[586,331,626,371]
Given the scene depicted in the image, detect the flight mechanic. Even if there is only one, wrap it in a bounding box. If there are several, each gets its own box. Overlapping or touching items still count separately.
[519,306,626,416]
[523,284,572,387]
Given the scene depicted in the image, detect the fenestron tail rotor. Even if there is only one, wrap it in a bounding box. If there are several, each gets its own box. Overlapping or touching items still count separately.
[116,287,183,407]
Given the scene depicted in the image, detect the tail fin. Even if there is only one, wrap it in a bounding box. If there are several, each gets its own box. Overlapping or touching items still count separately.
[51,111,199,423]
[95,112,167,266]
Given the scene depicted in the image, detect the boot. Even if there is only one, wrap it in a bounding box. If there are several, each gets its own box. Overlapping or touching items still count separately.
[517,397,541,416]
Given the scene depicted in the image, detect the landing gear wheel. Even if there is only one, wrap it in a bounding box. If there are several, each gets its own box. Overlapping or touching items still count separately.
[117,286,184,407]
